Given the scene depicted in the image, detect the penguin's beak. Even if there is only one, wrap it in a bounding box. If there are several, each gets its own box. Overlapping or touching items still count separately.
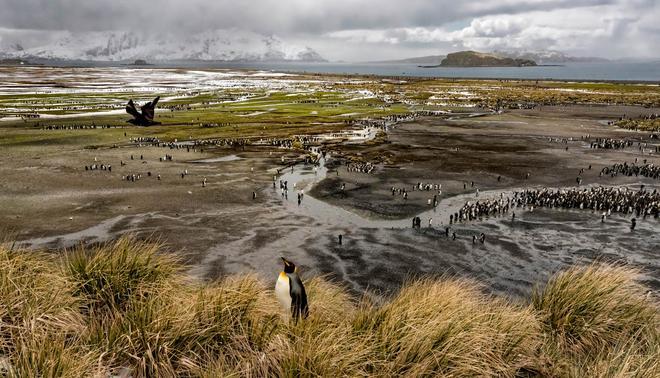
[280,256,289,265]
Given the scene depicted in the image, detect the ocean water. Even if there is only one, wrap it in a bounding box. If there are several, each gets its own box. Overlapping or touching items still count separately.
[155,61,660,82]
[42,60,660,82]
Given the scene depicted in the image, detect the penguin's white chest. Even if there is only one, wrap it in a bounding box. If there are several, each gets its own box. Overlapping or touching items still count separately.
[275,272,291,311]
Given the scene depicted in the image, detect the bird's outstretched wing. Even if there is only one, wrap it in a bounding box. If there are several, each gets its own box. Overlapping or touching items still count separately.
[126,99,141,119]
[141,96,160,122]
[288,273,309,320]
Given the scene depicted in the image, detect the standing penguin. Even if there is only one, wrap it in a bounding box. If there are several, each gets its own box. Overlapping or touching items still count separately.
[275,257,309,320]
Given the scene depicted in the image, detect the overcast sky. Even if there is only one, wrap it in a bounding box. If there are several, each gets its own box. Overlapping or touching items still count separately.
[1,0,658,61]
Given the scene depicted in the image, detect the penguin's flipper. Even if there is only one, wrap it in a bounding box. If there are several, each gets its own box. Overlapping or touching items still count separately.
[288,273,309,320]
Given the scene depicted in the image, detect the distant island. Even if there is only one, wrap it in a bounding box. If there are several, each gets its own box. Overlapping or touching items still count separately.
[130,59,152,66]
[421,51,537,68]
[384,49,608,67]
[0,58,35,66]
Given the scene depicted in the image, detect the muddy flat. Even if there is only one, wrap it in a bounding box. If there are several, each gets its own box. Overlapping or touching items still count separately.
[1,67,659,299]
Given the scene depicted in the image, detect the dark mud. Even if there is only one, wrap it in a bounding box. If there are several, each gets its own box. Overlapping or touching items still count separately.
[6,105,660,299]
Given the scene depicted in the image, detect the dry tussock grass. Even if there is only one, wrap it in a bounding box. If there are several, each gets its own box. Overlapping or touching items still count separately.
[0,237,657,377]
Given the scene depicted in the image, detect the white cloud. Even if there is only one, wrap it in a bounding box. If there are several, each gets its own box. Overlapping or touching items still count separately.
[325,0,659,59]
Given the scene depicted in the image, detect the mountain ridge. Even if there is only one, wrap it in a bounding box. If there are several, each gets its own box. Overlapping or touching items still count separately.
[367,55,446,65]
[492,49,608,64]
[0,29,326,62]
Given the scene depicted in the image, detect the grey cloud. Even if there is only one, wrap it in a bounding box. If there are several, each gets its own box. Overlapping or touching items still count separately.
[0,0,618,34]
[0,0,657,61]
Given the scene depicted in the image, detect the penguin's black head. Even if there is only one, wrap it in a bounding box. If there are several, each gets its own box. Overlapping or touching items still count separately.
[281,257,296,273]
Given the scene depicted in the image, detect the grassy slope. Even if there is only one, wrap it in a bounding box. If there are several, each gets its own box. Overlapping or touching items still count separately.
[0,89,410,151]
[3,79,657,152]
[1,78,657,158]
[616,118,660,132]
[2,78,658,121]
[0,237,657,377]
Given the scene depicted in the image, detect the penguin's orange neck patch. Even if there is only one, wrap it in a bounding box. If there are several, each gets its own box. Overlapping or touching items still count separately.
[279,271,287,279]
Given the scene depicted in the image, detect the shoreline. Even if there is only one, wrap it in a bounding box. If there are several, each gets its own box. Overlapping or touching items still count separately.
[1,62,659,85]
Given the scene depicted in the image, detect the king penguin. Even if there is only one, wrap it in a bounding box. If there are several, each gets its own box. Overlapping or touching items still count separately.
[275,257,309,320]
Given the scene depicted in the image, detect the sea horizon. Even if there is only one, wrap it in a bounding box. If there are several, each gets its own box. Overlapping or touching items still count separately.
[10,59,660,83]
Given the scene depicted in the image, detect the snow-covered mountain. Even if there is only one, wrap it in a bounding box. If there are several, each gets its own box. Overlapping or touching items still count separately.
[492,49,608,64]
[0,29,325,62]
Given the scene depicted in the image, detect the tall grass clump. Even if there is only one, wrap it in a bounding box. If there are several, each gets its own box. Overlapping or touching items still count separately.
[0,242,100,376]
[267,277,376,377]
[61,237,181,376]
[532,264,660,375]
[0,237,658,376]
[353,278,541,376]
[567,332,660,377]
[174,275,282,376]
[62,237,179,313]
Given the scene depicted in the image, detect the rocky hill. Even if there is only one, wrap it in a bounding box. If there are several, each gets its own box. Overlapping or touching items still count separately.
[440,51,536,67]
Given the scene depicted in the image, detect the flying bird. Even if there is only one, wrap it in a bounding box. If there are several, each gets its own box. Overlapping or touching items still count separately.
[126,96,161,126]
[275,257,309,320]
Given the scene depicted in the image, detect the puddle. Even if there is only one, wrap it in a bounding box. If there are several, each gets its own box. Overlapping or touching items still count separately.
[192,155,243,163]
